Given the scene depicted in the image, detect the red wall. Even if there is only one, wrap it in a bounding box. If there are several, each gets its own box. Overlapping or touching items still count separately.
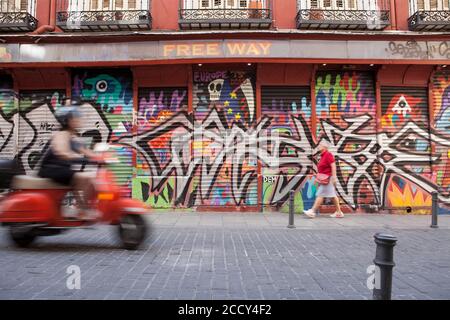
[258,64,313,85]
[33,0,414,32]
[133,65,190,87]
[378,65,434,86]
[272,0,297,29]
[152,0,179,30]
[394,0,410,31]
[35,0,51,28]
[12,68,67,90]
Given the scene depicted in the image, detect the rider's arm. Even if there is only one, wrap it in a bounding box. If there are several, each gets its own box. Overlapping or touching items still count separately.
[51,131,83,161]
[78,146,97,158]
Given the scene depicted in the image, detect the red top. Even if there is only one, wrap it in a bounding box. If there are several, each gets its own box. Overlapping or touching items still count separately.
[317,150,335,176]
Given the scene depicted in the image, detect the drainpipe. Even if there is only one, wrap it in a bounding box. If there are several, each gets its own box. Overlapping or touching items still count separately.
[28,0,57,35]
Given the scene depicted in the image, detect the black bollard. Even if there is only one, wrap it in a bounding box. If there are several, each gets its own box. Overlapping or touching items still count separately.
[287,190,295,229]
[373,233,397,300]
[431,192,438,229]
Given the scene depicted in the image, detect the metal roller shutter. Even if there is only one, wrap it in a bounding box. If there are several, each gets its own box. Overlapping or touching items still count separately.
[133,87,190,208]
[380,86,431,213]
[431,71,450,212]
[315,71,379,211]
[261,86,314,213]
[192,69,258,207]
[0,75,16,162]
[72,69,133,195]
[17,91,66,174]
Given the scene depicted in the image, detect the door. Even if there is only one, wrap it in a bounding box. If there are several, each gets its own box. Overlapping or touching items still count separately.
[71,69,134,195]
[0,75,15,162]
[380,87,432,213]
[192,69,257,208]
[133,87,190,209]
[261,86,314,213]
[18,91,66,174]
[431,71,450,213]
[315,71,379,211]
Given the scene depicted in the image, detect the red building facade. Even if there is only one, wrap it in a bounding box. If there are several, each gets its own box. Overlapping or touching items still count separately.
[0,0,449,214]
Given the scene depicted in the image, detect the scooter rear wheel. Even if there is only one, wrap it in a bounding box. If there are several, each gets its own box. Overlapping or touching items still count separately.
[118,214,147,250]
[9,225,36,248]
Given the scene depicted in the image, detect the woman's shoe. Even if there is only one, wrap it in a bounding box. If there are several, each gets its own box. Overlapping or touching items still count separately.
[330,212,344,218]
[303,209,316,218]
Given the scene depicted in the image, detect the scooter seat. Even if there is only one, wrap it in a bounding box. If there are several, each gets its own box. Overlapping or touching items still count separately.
[11,175,71,190]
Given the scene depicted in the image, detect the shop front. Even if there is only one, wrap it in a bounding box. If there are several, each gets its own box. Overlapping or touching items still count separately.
[0,37,448,214]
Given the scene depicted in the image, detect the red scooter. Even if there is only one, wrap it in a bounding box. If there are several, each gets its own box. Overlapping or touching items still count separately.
[0,144,149,250]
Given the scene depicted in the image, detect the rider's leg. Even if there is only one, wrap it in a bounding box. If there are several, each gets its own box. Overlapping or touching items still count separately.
[72,172,96,217]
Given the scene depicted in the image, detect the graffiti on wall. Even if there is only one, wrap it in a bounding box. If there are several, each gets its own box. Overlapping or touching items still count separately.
[0,76,15,159]
[432,72,450,214]
[315,72,379,210]
[1,69,449,213]
[72,69,134,193]
[380,88,432,213]
[133,87,189,208]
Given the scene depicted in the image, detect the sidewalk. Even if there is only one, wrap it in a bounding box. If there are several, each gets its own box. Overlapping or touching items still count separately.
[0,212,449,300]
[147,212,450,230]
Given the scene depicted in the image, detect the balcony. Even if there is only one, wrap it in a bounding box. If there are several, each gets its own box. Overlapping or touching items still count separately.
[0,0,38,32]
[408,0,450,31]
[296,0,390,30]
[179,0,272,30]
[56,0,152,32]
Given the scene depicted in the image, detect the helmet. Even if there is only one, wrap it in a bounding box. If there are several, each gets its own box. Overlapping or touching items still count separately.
[55,106,82,130]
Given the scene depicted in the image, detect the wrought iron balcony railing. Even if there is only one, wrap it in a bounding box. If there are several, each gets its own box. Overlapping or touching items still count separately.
[0,0,38,32]
[56,0,152,32]
[179,0,272,30]
[296,0,390,30]
[408,0,450,31]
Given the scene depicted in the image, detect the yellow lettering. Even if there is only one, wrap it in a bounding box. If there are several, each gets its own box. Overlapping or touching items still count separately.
[177,44,190,56]
[192,44,204,56]
[227,43,247,55]
[163,45,176,57]
[206,43,221,56]
[259,42,272,55]
[246,43,260,55]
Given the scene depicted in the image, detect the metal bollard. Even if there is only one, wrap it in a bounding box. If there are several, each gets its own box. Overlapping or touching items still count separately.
[373,233,397,300]
[287,190,295,229]
[431,192,438,229]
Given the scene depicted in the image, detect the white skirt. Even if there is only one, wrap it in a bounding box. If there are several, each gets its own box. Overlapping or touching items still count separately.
[316,181,337,198]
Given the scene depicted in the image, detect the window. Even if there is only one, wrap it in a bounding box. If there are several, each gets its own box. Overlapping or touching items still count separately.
[201,0,209,8]
[240,0,248,8]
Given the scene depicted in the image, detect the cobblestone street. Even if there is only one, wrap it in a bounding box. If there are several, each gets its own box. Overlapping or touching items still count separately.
[0,213,449,300]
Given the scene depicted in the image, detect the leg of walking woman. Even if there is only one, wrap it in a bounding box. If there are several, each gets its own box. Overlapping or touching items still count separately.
[304,196,323,218]
[330,197,344,218]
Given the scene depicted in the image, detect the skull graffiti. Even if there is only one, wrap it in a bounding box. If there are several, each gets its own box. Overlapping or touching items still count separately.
[208,79,224,102]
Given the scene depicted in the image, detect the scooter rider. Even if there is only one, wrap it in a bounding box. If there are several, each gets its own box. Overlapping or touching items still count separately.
[38,106,99,220]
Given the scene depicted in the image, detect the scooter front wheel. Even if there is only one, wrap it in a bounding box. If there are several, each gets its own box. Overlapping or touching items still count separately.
[118,214,147,250]
[9,225,36,248]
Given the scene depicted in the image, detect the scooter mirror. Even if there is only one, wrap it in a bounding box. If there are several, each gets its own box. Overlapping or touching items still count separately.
[94,143,110,152]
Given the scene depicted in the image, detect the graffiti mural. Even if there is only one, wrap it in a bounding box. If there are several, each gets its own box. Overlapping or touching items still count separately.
[315,72,379,210]
[432,71,450,214]
[72,69,133,193]
[261,86,314,213]
[0,75,15,161]
[193,70,258,207]
[133,87,189,208]
[380,87,432,213]
[0,68,449,214]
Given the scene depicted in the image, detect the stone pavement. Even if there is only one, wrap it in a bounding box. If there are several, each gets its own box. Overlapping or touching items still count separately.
[0,213,449,300]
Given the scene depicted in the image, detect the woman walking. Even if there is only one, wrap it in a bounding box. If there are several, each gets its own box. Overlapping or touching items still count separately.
[304,141,344,218]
